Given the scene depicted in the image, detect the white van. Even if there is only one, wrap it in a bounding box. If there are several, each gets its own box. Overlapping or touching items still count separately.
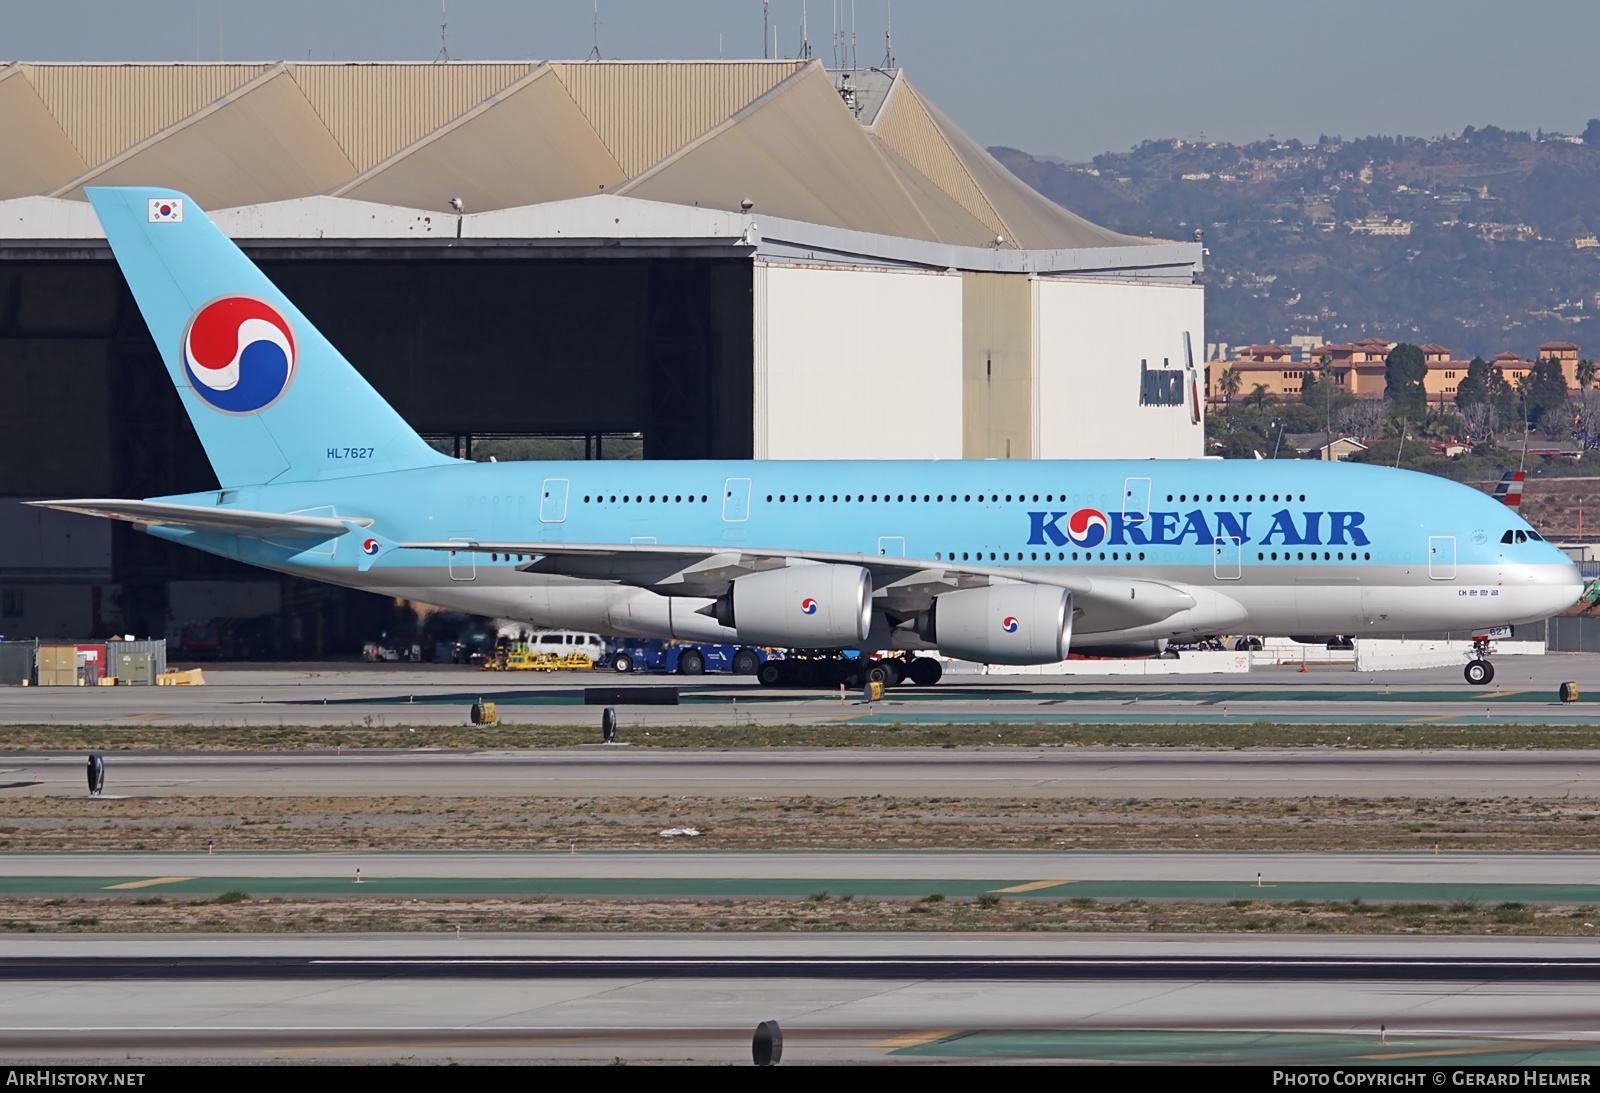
[527,631,606,662]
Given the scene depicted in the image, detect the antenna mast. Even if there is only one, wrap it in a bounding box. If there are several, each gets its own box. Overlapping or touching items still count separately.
[434,0,450,63]
[801,0,810,59]
[882,0,894,68]
[587,1,603,61]
[850,0,856,69]
[763,1,770,59]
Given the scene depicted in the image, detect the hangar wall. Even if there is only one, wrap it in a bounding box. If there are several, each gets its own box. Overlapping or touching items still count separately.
[753,262,963,460]
[1033,278,1205,460]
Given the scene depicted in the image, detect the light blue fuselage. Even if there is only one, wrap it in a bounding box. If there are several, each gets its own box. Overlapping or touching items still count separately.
[150,457,1580,647]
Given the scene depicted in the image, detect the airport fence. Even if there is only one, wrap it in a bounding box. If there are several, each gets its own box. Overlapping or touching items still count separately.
[1547,616,1600,653]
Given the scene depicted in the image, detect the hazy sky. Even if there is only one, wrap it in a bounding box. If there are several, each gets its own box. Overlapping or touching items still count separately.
[4,1,1598,162]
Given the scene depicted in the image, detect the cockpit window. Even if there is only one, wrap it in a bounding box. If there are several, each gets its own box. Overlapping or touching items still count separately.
[1515,530,1528,544]
[1501,531,1514,544]
[1528,530,1544,541]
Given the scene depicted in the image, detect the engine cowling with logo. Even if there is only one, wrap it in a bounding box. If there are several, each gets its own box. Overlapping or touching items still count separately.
[718,564,873,648]
[927,584,1072,665]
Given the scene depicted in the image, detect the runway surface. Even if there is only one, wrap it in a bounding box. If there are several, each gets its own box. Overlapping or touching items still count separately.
[3,746,1595,798]
[4,850,1600,903]
[5,933,1600,1063]
[3,656,1598,728]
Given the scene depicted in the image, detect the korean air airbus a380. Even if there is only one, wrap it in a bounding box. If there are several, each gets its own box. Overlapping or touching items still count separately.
[32,189,1583,687]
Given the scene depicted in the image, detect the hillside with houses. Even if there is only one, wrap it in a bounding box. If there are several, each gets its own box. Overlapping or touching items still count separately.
[992,124,1600,357]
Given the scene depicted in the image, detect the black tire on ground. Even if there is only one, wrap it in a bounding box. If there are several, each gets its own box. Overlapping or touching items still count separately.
[676,649,706,675]
[1465,658,1494,685]
[865,661,899,686]
[732,648,761,675]
[794,662,817,686]
[906,658,943,686]
[756,661,784,687]
[611,652,635,673]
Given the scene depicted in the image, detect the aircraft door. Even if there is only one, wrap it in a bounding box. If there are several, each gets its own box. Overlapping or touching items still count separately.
[1212,536,1242,579]
[722,478,752,521]
[1122,477,1152,525]
[448,537,476,582]
[539,479,569,523]
[1428,535,1456,580]
[877,536,906,557]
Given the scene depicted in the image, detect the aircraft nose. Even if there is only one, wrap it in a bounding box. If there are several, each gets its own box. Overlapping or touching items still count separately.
[1516,557,1586,619]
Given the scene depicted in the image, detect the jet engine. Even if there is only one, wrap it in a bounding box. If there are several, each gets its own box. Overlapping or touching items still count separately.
[708,564,873,648]
[921,584,1072,665]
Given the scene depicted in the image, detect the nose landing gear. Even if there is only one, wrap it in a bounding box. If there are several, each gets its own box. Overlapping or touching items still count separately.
[1464,636,1496,685]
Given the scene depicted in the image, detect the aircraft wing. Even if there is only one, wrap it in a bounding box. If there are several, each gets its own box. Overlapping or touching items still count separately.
[397,539,1197,633]
[25,499,364,539]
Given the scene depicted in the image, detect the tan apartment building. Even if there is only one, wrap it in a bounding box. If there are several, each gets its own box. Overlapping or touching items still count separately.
[1206,338,1576,404]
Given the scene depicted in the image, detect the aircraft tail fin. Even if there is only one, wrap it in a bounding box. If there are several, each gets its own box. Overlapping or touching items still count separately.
[86,187,453,489]
[1492,470,1526,508]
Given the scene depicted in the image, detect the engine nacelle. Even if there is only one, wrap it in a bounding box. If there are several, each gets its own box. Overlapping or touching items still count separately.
[925,584,1072,665]
[714,564,873,648]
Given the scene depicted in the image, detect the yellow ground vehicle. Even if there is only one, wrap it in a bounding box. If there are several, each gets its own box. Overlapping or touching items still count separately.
[482,638,595,671]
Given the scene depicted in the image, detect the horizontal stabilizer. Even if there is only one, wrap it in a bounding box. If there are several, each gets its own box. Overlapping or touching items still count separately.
[26,499,364,539]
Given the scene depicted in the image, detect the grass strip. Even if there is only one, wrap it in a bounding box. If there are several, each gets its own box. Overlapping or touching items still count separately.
[1,720,1599,750]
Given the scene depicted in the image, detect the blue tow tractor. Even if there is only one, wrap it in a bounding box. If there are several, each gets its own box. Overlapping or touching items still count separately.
[607,638,772,677]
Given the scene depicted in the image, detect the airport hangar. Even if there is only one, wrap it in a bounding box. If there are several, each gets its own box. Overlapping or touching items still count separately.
[0,60,1203,649]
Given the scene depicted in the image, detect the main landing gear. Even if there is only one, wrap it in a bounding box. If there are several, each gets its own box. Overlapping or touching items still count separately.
[755,655,943,689]
[1465,637,1496,686]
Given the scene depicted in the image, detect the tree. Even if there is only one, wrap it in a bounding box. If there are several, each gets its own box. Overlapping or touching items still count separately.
[1578,359,1597,391]
[1585,119,1600,146]
[1248,383,1273,411]
[1522,357,1570,431]
[1453,356,1489,409]
[1384,343,1428,421]
[1218,366,1242,403]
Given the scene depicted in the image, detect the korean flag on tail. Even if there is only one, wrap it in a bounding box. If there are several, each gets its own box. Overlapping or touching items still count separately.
[147,198,184,223]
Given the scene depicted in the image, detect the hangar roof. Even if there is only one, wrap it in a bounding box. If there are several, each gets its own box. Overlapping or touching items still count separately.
[0,59,1154,253]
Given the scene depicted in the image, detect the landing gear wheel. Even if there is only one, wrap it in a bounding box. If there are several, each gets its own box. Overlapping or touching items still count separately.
[1465,658,1495,685]
[756,661,784,687]
[676,649,706,675]
[731,648,761,675]
[865,661,901,687]
[1234,637,1263,652]
[610,652,635,673]
[905,658,943,686]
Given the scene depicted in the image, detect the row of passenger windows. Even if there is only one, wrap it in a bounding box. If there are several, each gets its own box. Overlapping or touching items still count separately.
[1170,493,1306,503]
[582,495,709,504]
[934,550,1147,562]
[767,493,1071,503]
[1256,551,1371,561]
[574,491,1315,506]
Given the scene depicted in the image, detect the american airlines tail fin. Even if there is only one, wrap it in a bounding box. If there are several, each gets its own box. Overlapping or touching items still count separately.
[1492,470,1526,508]
[87,187,453,489]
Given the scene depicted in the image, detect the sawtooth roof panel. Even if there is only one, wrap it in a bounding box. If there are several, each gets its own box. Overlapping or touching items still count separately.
[874,78,1007,242]
[873,140,1000,248]
[0,60,1169,255]
[554,60,806,176]
[913,84,1142,251]
[0,65,88,200]
[52,67,357,208]
[619,62,938,241]
[21,62,269,168]
[335,65,626,212]
[291,62,533,171]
